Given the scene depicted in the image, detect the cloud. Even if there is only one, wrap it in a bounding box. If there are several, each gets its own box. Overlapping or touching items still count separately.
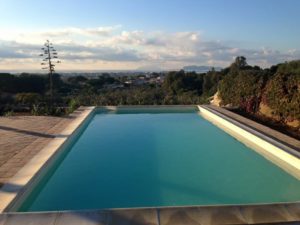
[41,25,121,38]
[0,41,40,59]
[0,26,299,70]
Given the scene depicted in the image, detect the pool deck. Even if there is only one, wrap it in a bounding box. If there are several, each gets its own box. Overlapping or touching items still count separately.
[0,107,95,212]
[0,115,72,187]
[0,105,300,224]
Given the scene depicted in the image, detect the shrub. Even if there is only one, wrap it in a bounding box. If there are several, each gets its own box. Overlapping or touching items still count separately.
[264,72,300,120]
[15,93,42,105]
[31,104,65,116]
[4,110,14,117]
[67,99,80,114]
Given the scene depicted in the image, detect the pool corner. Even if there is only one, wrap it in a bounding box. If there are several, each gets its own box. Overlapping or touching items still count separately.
[0,106,96,213]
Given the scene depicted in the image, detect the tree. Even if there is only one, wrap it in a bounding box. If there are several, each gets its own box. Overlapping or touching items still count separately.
[202,70,224,96]
[0,73,16,93]
[263,61,300,121]
[15,93,42,106]
[218,59,267,113]
[163,70,203,95]
[40,40,61,103]
[230,56,248,70]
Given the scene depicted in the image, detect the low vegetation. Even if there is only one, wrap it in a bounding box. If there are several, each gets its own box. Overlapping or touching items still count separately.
[0,57,299,135]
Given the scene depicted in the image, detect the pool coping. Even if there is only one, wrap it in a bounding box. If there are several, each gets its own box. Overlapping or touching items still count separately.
[0,203,299,224]
[0,105,300,224]
[202,105,300,157]
[0,106,95,213]
[198,105,300,180]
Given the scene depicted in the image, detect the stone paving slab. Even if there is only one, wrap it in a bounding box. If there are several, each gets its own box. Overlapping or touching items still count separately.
[0,107,95,212]
[4,213,57,225]
[0,213,6,225]
[0,116,73,187]
[108,209,158,225]
[285,204,300,219]
[0,204,300,225]
[240,205,295,224]
[55,211,107,225]
[159,206,278,225]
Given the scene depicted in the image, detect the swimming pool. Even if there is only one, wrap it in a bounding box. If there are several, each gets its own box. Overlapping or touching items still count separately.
[16,107,300,212]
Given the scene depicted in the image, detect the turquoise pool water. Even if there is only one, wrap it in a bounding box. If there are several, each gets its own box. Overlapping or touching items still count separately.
[18,108,300,212]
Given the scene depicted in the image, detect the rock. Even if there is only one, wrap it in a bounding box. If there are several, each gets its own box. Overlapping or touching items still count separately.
[210,92,222,106]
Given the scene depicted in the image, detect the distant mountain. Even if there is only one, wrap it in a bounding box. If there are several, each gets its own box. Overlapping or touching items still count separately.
[183,65,222,73]
[135,65,163,72]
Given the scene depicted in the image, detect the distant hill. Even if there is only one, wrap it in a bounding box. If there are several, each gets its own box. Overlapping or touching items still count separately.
[183,65,222,73]
[135,65,163,72]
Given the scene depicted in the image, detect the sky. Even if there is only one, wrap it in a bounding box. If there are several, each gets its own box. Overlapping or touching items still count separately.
[0,0,300,71]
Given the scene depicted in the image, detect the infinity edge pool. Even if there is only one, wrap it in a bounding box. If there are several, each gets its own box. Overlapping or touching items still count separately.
[1,105,300,213]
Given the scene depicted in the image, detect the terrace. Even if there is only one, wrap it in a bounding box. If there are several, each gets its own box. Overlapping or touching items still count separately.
[0,106,299,225]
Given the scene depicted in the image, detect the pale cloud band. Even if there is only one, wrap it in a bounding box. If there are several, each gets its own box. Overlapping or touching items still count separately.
[0,26,299,71]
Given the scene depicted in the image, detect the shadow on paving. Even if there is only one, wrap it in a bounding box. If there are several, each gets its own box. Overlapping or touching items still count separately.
[0,182,23,193]
[0,125,64,139]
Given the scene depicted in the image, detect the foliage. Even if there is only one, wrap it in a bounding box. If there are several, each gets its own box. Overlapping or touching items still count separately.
[1,57,299,125]
[163,70,204,95]
[0,73,64,94]
[0,73,47,94]
[4,110,14,117]
[86,75,118,92]
[67,75,88,87]
[277,60,300,74]
[218,58,300,123]
[67,98,80,113]
[230,56,248,70]
[0,73,16,93]
[31,104,44,116]
[15,93,42,105]
[74,87,208,106]
[202,69,224,96]
[30,103,65,116]
[218,57,271,113]
[263,65,300,120]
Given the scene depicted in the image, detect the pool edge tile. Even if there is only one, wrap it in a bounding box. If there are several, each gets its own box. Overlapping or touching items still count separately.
[108,209,158,225]
[159,207,202,225]
[4,212,57,225]
[0,213,7,225]
[284,203,300,220]
[240,204,296,224]
[159,206,247,225]
[55,211,107,225]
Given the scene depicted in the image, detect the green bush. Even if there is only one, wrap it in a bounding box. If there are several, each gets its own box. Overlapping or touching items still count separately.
[67,99,80,114]
[264,72,300,120]
[4,110,14,117]
[218,57,268,113]
[15,93,42,105]
[31,104,65,116]
[219,69,265,111]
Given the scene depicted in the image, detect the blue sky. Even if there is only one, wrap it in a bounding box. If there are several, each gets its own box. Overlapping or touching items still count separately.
[0,0,299,71]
